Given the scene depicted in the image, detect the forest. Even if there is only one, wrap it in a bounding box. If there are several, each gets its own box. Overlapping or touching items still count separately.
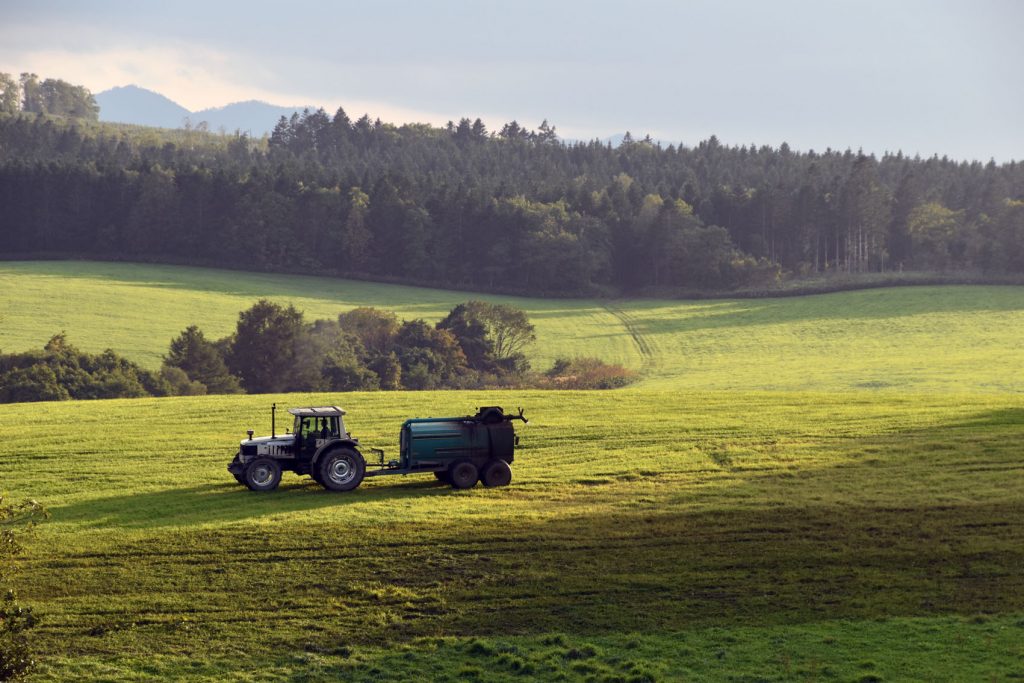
[0,75,1022,295]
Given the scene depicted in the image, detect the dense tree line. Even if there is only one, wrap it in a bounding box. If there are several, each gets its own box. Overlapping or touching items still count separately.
[0,300,630,403]
[1,91,1022,294]
[0,73,98,120]
[0,333,181,402]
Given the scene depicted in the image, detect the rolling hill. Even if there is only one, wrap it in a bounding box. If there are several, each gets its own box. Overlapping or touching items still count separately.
[2,260,1023,680]
[1,260,1022,393]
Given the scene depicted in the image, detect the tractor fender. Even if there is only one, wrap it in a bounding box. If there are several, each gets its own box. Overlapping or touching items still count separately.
[311,439,361,467]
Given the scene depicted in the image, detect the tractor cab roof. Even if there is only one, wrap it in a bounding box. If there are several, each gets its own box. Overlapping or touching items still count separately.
[287,406,347,417]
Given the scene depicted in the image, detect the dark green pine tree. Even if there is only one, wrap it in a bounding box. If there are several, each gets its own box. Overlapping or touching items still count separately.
[164,325,242,394]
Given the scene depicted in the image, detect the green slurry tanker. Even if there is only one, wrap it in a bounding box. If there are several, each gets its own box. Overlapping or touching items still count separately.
[228,404,527,492]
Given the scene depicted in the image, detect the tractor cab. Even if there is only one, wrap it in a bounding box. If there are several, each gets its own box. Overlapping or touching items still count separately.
[288,406,348,459]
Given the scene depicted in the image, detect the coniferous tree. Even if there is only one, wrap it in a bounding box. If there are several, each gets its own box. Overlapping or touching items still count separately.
[164,325,242,393]
[227,300,308,393]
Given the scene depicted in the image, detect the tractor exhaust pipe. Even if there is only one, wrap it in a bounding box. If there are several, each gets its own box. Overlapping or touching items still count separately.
[271,403,276,437]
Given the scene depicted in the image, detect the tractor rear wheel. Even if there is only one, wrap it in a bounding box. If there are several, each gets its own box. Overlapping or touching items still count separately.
[481,459,512,487]
[449,461,479,489]
[243,457,282,492]
[318,448,366,492]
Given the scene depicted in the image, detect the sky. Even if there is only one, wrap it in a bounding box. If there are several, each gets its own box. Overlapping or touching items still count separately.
[1,0,1022,161]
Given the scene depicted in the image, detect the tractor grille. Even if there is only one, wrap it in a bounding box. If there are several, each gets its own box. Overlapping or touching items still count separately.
[241,445,258,456]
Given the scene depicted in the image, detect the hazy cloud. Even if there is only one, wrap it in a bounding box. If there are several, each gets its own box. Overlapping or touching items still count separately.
[1,0,1021,159]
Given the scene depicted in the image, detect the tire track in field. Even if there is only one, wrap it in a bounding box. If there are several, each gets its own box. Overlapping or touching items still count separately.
[602,303,655,374]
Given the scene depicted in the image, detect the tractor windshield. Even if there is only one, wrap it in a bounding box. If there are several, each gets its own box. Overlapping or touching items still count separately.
[295,416,339,440]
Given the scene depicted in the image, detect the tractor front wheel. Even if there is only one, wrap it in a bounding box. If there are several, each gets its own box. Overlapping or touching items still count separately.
[449,461,479,489]
[318,448,366,492]
[481,459,512,487]
[243,457,282,492]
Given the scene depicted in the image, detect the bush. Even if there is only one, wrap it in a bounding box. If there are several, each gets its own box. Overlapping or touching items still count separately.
[159,365,207,395]
[0,590,37,681]
[543,357,638,389]
[1,497,47,681]
[0,334,183,404]
[0,364,69,402]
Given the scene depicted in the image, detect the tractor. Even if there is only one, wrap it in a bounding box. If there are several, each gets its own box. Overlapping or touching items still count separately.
[228,404,527,492]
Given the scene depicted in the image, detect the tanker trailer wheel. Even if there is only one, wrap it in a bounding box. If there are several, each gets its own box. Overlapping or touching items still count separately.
[318,448,366,492]
[243,457,282,492]
[434,470,452,485]
[481,459,512,487]
[449,460,479,489]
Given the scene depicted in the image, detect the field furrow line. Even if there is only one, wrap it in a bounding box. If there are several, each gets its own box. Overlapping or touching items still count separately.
[601,303,655,373]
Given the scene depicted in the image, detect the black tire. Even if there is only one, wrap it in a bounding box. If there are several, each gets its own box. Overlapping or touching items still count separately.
[232,472,246,485]
[449,460,479,489]
[243,457,282,492]
[481,459,512,487]
[310,461,325,486]
[433,470,452,485]
[317,448,366,492]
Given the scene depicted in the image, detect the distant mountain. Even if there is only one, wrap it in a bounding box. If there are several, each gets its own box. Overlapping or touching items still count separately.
[192,100,312,137]
[95,85,190,129]
[95,86,309,137]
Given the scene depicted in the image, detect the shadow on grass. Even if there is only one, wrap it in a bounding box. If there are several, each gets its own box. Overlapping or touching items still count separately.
[48,476,456,528]
[35,497,1024,645]
[2,261,553,308]
[27,407,1024,649]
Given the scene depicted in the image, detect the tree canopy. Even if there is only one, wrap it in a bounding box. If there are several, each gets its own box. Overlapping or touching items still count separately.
[1,73,98,120]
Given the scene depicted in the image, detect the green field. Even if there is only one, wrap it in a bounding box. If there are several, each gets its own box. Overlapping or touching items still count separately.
[2,391,1023,681]
[2,261,1024,680]
[2,261,1023,392]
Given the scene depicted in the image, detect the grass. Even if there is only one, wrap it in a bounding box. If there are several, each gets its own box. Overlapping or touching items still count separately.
[2,260,1024,679]
[2,260,1024,392]
[2,390,1023,680]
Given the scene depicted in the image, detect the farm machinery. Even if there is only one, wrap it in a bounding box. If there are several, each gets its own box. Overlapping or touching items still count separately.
[227,404,527,492]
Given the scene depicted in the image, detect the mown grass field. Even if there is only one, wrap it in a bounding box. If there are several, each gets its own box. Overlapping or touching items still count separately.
[2,260,1024,392]
[0,261,635,377]
[2,261,1024,680]
[2,390,1023,681]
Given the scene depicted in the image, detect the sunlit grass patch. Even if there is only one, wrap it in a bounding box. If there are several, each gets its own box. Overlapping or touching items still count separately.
[1,389,1022,679]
